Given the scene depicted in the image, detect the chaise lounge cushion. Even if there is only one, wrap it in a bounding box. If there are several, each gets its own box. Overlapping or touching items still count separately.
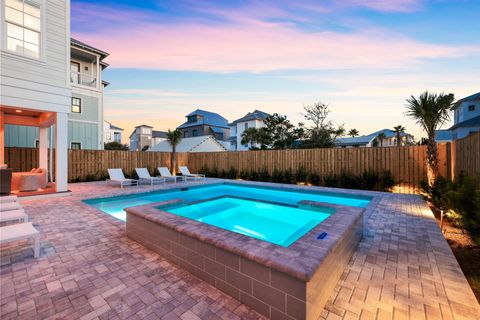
[11,169,47,192]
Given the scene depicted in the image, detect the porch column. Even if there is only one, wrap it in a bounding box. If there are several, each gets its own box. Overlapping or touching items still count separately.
[55,112,68,192]
[0,110,4,164]
[39,126,48,172]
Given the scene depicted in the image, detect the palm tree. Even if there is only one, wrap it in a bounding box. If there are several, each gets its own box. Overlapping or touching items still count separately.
[166,129,182,175]
[405,91,454,185]
[377,132,387,147]
[393,125,406,147]
[241,127,260,149]
[348,128,359,137]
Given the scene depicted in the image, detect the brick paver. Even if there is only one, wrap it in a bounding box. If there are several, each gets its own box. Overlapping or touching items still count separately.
[1,181,479,319]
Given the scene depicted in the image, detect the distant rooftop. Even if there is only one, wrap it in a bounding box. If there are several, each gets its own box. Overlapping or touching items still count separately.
[435,130,452,142]
[178,109,229,129]
[449,115,480,130]
[229,110,270,125]
[335,129,412,146]
[453,91,480,109]
[152,130,168,139]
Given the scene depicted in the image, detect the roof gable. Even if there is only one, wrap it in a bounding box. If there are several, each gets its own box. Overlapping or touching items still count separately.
[178,109,229,129]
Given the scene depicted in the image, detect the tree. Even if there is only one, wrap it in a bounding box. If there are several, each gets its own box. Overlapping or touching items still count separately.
[348,128,359,137]
[166,129,182,174]
[405,91,455,185]
[263,113,300,149]
[104,141,129,151]
[393,125,406,147]
[377,132,387,147]
[301,102,344,148]
[240,127,270,150]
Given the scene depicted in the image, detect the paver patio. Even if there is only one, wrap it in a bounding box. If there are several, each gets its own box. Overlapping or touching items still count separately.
[1,180,479,319]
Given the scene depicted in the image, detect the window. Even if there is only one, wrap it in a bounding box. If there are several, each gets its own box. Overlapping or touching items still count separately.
[244,123,249,130]
[71,142,81,150]
[71,97,81,113]
[192,129,198,137]
[34,139,39,148]
[468,105,475,111]
[187,115,196,123]
[5,0,41,59]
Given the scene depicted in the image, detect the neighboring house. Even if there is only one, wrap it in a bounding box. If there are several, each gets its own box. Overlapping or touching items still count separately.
[104,121,123,144]
[450,92,480,140]
[335,129,414,148]
[1,0,70,192]
[4,37,109,150]
[228,109,270,151]
[435,130,453,143]
[177,109,230,141]
[148,136,227,153]
[129,125,168,151]
[152,130,168,147]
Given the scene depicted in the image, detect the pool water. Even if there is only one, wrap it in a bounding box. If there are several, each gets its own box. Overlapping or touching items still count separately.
[165,197,332,247]
[84,183,371,221]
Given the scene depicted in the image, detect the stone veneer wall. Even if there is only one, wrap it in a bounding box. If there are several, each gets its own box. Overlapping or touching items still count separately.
[126,209,363,320]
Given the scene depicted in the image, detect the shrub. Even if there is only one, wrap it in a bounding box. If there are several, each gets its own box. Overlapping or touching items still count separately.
[199,165,210,176]
[239,170,250,180]
[226,167,238,179]
[209,167,219,178]
[271,169,284,183]
[307,173,321,186]
[295,166,308,183]
[219,169,227,179]
[380,171,396,191]
[323,173,338,187]
[446,175,480,237]
[283,169,294,184]
[420,177,450,211]
[360,170,379,190]
[249,170,259,181]
[258,168,270,182]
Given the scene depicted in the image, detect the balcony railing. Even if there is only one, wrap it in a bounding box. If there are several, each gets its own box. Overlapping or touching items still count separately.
[70,71,97,88]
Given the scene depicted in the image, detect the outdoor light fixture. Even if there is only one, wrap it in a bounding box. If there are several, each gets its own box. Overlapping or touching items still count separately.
[15,110,22,113]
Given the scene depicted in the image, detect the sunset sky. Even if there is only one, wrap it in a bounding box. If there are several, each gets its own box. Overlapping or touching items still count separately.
[71,0,480,141]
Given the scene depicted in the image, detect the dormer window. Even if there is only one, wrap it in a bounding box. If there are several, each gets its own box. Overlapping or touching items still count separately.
[4,0,41,59]
[468,105,475,111]
[187,115,197,123]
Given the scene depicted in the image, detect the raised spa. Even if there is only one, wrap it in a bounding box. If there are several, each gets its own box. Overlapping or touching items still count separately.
[119,182,368,320]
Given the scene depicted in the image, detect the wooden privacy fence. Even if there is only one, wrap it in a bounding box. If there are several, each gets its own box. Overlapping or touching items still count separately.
[2,131,479,194]
[451,131,480,179]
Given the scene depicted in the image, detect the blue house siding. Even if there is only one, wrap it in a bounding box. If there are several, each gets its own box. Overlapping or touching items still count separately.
[5,125,39,147]
[68,122,99,149]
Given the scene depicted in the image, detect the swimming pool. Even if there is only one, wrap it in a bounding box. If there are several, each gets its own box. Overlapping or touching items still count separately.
[165,196,333,247]
[85,182,371,221]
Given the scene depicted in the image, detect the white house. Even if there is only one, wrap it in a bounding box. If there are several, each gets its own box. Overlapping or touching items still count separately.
[104,121,123,144]
[228,110,270,151]
[148,136,227,153]
[450,92,480,140]
[1,0,70,192]
[129,125,168,151]
[335,129,414,148]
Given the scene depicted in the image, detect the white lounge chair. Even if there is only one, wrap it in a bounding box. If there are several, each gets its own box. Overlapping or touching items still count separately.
[0,209,28,223]
[158,167,185,183]
[135,168,165,185]
[0,222,40,258]
[179,166,206,180]
[0,201,21,212]
[106,169,139,188]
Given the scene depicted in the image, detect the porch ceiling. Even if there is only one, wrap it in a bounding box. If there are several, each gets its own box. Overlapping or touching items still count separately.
[0,106,56,127]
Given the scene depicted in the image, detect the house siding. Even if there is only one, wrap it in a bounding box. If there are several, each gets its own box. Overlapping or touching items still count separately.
[0,0,71,113]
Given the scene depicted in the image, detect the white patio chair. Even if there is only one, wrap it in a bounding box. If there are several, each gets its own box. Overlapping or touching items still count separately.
[157,167,185,183]
[135,168,165,185]
[0,222,40,258]
[179,166,206,180]
[0,209,28,223]
[106,169,139,188]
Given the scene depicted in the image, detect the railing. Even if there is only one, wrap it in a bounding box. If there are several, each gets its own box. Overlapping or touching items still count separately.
[70,71,97,88]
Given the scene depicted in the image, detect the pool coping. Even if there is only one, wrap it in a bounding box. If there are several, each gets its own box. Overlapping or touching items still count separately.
[125,197,364,282]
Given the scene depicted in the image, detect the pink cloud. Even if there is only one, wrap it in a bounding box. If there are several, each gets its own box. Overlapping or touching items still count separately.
[74,18,476,73]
